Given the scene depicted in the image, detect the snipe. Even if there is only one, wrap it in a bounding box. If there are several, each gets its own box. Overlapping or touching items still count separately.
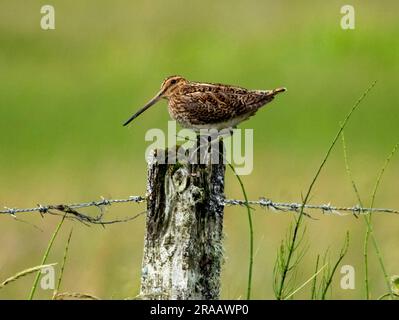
[123,75,286,130]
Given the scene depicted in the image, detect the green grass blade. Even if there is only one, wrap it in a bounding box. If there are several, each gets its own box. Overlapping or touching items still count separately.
[0,263,57,290]
[321,232,350,299]
[28,215,66,300]
[228,163,253,300]
[310,254,320,300]
[53,292,100,300]
[285,263,327,300]
[53,227,73,298]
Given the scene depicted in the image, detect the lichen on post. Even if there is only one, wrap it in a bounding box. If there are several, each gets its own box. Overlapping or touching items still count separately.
[140,141,225,300]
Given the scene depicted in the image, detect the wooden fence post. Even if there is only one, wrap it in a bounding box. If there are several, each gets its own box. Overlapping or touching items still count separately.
[140,143,226,300]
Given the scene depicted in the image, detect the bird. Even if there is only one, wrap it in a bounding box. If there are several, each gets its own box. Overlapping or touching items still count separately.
[123,75,286,131]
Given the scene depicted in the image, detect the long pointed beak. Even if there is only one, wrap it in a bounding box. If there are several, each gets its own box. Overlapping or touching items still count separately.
[123,90,164,126]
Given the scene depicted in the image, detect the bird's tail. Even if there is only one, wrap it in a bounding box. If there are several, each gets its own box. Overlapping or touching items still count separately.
[271,87,287,95]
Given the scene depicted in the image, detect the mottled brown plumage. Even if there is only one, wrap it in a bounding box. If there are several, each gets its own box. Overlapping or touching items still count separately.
[123,75,286,130]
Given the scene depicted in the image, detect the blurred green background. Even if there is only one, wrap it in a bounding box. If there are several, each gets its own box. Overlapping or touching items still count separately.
[0,0,398,299]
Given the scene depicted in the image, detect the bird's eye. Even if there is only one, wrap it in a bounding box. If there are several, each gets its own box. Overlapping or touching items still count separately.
[170,79,177,85]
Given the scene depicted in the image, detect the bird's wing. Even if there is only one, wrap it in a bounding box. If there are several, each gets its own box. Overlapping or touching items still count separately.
[177,90,276,125]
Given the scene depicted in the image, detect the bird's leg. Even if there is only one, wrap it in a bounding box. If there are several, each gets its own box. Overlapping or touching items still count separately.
[215,127,235,140]
[181,128,234,165]
[227,126,236,137]
[201,128,235,164]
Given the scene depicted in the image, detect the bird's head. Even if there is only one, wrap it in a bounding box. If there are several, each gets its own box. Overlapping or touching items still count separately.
[123,75,187,126]
[160,75,187,98]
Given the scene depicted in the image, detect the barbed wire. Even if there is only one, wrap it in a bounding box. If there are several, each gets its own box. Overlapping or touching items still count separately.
[0,196,146,226]
[224,198,399,216]
[1,195,398,225]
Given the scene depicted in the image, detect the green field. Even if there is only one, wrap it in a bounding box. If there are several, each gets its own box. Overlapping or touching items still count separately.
[0,0,398,299]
